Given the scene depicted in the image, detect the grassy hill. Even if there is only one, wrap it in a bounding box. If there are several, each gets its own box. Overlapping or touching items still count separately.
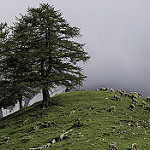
[0,90,150,150]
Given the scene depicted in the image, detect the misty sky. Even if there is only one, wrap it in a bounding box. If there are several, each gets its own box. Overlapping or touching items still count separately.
[1,0,150,96]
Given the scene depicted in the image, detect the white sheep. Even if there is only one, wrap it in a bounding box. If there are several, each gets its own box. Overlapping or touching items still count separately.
[108,106,116,112]
[147,97,150,101]
[137,92,143,97]
[132,98,138,105]
[118,97,122,101]
[117,89,122,93]
[142,101,146,108]
[126,93,132,99]
[109,142,118,150]
[114,94,118,99]
[114,95,122,101]
[128,92,138,99]
[116,96,122,101]
[100,87,109,91]
[117,89,126,97]
[121,92,126,97]
[147,106,150,111]
[132,93,139,99]
[131,143,138,150]
[129,104,135,111]
[111,88,115,92]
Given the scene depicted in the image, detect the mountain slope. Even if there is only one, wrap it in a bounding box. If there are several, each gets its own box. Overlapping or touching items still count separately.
[0,90,150,150]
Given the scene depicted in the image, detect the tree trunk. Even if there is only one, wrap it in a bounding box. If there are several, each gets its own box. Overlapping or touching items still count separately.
[18,94,23,109]
[40,56,52,109]
[42,88,51,109]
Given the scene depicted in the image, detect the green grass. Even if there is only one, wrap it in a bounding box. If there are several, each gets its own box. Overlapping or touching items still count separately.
[0,90,150,150]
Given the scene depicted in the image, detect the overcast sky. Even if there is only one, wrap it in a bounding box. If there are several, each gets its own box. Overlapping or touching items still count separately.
[1,0,150,96]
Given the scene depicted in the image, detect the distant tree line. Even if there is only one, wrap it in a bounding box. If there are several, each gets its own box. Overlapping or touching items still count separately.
[0,3,90,109]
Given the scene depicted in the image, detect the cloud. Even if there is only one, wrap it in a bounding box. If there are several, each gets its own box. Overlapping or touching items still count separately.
[1,0,150,96]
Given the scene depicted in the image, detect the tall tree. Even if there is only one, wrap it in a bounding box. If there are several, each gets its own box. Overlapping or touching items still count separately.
[0,23,15,109]
[3,3,90,109]
[0,23,37,109]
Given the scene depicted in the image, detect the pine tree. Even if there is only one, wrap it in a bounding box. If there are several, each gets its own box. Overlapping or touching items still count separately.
[0,23,37,109]
[0,23,16,108]
[1,3,90,109]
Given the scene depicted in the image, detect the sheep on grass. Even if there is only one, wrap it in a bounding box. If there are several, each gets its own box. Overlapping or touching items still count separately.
[132,98,138,105]
[126,93,132,99]
[147,106,150,112]
[129,92,139,99]
[111,88,115,92]
[129,104,135,111]
[117,89,127,97]
[131,143,138,150]
[114,94,118,99]
[109,142,118,150]
[113,95,122,101]
[117,97,122,101]
[147,97,150,101]
[117,89,122,94]
[108,106,115,112]
[100,87,109,91]
[142,101,146,108]
[120,92,126,97]
[137,92,143,97]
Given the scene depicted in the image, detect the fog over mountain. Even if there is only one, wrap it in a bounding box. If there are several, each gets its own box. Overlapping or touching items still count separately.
[1,0,150,98]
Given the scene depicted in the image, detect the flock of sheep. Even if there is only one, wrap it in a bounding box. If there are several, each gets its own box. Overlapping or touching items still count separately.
[96,87,150,150]
[98,87,150,112]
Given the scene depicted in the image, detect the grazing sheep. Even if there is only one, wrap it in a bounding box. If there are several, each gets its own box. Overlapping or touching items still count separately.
[131,143,138,150]
[132,93,139,99]
[120,92,126,97]
[117,89,122,94]
[133,92,143,97]
[128,92,138,99]
[111,88,115,92]
[147,97,150,101]
[121,90,126,95]
[142,101,146,108]
[114,94,118,98]
[100,87,109,91]
[95,89,99,91]
[117,89,126,97]
[126,93,133,99]
[118,97,122,101]
[108,106,115,112]
[133,92,139,95]
[114,95,122,101]
[132,98,138,105]
[138,92,143,97]
[129,104,135,111]
[109,142,118,150]
[116,96,122,101]
[147,106,150,111]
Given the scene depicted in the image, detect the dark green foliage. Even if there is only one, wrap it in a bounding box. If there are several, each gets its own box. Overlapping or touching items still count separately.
[0,3,90,109]
[12,3,90,90]
[0,22,38,109]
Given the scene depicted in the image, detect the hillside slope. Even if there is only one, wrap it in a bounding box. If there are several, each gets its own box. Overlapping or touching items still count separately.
[0,90,150,150]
